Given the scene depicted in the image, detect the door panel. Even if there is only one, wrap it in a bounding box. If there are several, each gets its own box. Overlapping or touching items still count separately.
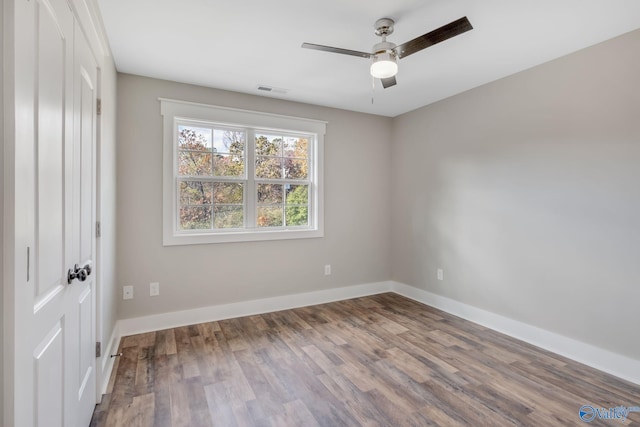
[30,0,74,424]
[79,65,95,265]
[35,0,67,303]
[34,322,65,427]
[78,286,93,398]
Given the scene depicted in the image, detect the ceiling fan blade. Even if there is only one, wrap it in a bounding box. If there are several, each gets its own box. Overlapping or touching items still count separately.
[395,16,473,59]
[381,76,397,89]
[301,43,371,59]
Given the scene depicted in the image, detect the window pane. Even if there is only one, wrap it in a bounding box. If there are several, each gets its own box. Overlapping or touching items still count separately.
[178,125,212,151]
[214,154,244,177]
[283,137,308,158]
[214,182,243,204]
[179,206,212,230]
[255,134,282,156]
[256,157,282,179]
[213,129,245,154]
[286,206,308,226]
[214,206,243,229]
[257,184,283,205]
[285,185,308,204]
[285,185,308,226]
[284,158,308,180]
[179,151,212,176]
[257,206,283,227]
[180,181,213,206]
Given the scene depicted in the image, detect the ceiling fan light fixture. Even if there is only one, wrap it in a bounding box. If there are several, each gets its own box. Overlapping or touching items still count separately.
[302,16,473,90]
[370,51,398,78]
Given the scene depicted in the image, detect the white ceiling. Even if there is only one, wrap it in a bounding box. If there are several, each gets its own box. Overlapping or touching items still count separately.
[97,0,640,117]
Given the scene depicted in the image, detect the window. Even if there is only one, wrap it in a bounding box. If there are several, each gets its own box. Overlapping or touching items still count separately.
[161,99,325,245]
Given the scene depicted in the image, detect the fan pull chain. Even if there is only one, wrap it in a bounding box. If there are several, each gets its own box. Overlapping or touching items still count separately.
[371,74,376,104]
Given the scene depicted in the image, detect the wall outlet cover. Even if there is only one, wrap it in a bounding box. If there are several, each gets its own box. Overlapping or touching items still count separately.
[123,285,134,300]
[150,282,160,297]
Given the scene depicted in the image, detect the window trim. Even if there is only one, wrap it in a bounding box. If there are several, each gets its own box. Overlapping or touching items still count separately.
[160,98,326,245]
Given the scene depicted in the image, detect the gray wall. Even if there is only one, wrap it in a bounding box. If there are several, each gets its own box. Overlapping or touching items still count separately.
[116,74,392,319]
[391,29,640,360]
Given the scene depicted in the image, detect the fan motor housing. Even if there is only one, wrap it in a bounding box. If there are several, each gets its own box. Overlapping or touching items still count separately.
[372,40,396,55]
[374,18,395,36]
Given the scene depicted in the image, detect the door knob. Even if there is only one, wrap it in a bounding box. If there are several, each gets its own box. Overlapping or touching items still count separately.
[67,262,93,284]
[67,264,84,284]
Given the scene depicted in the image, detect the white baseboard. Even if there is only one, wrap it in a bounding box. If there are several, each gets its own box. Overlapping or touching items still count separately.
[390,281,640,386]
[98,322,120,396]
[117,281,393,337]
[108,280,639,391]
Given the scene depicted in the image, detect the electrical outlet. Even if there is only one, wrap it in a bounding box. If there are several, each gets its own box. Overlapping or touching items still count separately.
[324,264,331,276]
[123,285,134,300]
[150,282,160,297]
[437,268,444,281]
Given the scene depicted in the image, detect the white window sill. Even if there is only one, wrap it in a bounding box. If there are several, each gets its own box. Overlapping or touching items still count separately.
[163,227,324,246]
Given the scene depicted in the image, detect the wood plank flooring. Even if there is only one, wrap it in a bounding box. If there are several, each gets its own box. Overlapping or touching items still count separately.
[91,293,640,426]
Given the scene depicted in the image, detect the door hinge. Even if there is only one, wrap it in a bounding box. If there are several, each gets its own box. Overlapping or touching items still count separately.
[97,98,102,115]
[96,342,102,358]
[96,221,101,238]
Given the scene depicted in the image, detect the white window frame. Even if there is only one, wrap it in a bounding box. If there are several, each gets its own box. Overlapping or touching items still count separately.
[161,98,326,245]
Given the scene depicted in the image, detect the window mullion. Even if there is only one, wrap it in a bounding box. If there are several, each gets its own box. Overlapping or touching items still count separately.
[210,132,215,230]
[309,135,315,228]
[246,129,256,228]
[177,176,245,183]
[282,169,287,227]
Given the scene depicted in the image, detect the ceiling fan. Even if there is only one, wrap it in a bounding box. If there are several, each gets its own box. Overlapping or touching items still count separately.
[302,16,473,89]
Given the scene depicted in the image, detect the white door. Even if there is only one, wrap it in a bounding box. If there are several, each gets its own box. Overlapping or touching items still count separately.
[71,17,99,427]
[13,0,98,425]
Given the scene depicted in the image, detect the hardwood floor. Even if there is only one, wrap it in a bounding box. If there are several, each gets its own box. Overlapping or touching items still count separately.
[91,293,640,426]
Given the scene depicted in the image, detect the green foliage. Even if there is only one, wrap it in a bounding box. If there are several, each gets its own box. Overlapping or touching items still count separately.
[214,206,243,229]
[285,185,309,226]
[213,182,244,228]
[214,182,243,204]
